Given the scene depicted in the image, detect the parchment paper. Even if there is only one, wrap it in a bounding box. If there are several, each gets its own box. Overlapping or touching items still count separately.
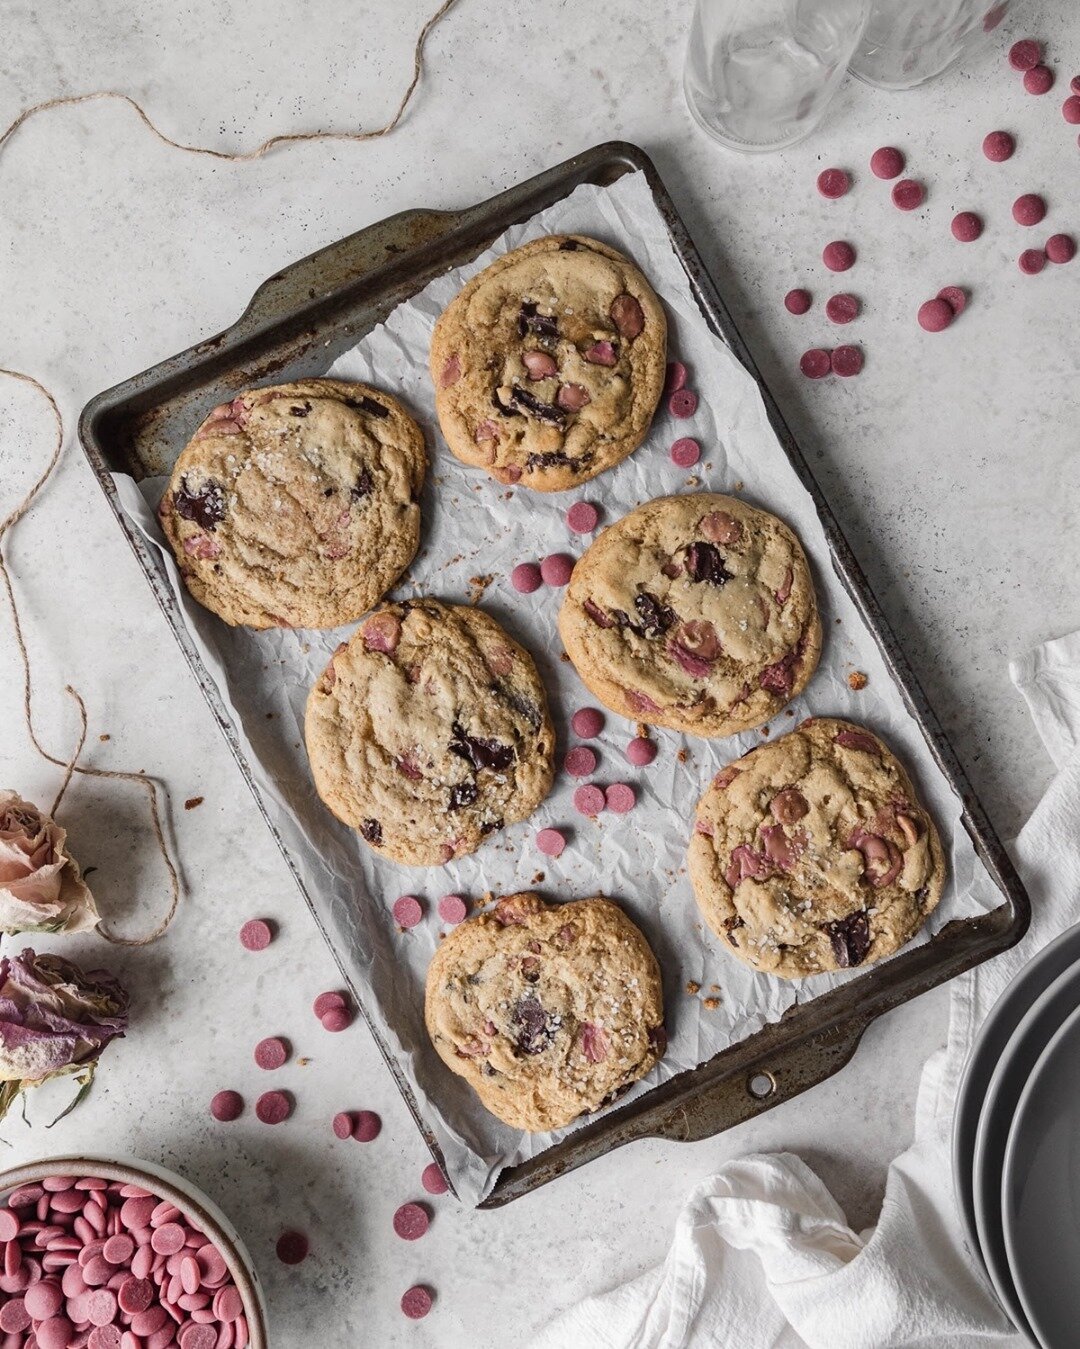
[114,170,999,1205]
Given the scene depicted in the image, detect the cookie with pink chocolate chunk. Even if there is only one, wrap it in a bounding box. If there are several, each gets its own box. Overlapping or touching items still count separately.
[429,235,667,492]
[688,717,946,978]
[159,380,426,628]
[424,891,664,1131]
[558,494,821,738]
[305,601,554,865]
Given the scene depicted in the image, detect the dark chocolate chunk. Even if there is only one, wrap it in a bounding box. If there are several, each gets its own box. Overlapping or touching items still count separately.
[524,449,594,473]
[511,994,552,1055]
[634,591,676,637]
[517,301,559,341]
[360,818,383,845]
[289,402,311,417]
[558,240,580,251]
[448,781,478,811]
[173,477,225,531]
[496,683,542,730]
[492,387,522,418]
[509,385,566,427]
[686,542,732,586]
[346,395,389,419]
[825,911,871,968]
[351,468,374,501]
[448,722,515,772]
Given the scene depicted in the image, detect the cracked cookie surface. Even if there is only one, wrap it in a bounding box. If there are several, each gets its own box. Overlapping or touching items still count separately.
[430,234,666,492]
[688,717,946,978]
[305,601,554,866]
[558,493,821,737]
[159,379,426,629]
[424,891,665,1132]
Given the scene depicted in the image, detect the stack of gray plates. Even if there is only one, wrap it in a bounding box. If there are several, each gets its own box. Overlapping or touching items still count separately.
[953,924,1080,1348]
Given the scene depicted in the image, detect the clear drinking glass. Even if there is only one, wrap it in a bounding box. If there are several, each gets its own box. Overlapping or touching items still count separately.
[849,0,1012,90]
[684,0,871,153]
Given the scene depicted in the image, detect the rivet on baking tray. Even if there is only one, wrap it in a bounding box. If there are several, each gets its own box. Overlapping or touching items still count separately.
[747,1071,776,1100]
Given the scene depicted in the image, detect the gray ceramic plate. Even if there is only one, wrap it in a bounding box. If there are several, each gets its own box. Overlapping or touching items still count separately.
[971,958,1080,1340]
[1001,999,1080,1348]
[953,922,1080,1266]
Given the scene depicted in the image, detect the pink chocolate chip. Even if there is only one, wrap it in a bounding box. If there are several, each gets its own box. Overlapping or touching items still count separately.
[1009,38,1041,70]
[510,562,543,594]
[101,1235,134,1266]
[670,437,700,468]
[951,211,983,242]
[564,746,598,778]
[275,1231,308,1265]
[180,1327,218,1349]
[353,1110,382,1142]
[117,1276,153,1314]
[540,553,575,587]
[566,502,599,533]
[982,130,1015,162]
[149,1223,185,1256]
[437,894,468,925]
[937,286,968,315]
[825,293,860,324]
[421,1164,449,1196]
[663,361,688,394]
[1019,248,1047,274]
[254,1036,288,1071]
[817,167,850,199]
[822,240,855,271]
[321,1006,353,1032]
[392,894,424,929]
[891,178,925,211]
[536,828,566,858]
[1013,193,1047,226]
[37,1317,75,1349]
[393,1204,430,1241]
[799,348,832,379]
[668,389,698,419]
[238,919,273,951]
[1046,233,1077,264]
[401,1285,433,1319]
[831,344,864,377]
[784,288,812,315]
[870,145,904,179]
[626,736,657,766]
[1072,74,1080,95]
[1062,95,1080,123]
[88,1328,122,1349]
[1024,64,1054,95]
[313,990,346,1018]
[571,707,604,738]
[25,1280,62,1319]
[917,298,954,332]
[0,1211,18,1243]
[605,783,636,814]
[254,1090,293,1125]
[87,1287,118,1326]
[573,784,606,818]
[332,1111,355,1140]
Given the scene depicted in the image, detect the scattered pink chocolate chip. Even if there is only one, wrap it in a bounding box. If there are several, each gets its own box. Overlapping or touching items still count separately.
[573,784,606,817]
[332,1111,355,1140]
[784,288,812,315]
[825,293,860,324]
[951,211,983,242]
[565,746,598,778]
[664,361,688,394]
[401,1286,433,1320]
[353,1110,382,1142]
[1013,193,1047,226]
[668,389,698,419]
[982,129,1016,162]
[1019,248,1047,274]
[421,1163,449,1196]
[313,990,347,1018]
[571,707,604,738]
[275,1231,309,1265]
[1072,74,1080,95]
[891,178,925,211]
[605,783,637,814]
[917,298,954,332]
[626,736,657,766]
[536,827,566,858]
[822,240,855,272]
[1046,233,1077,264]
[870,145,904,179]
[510,561,543,594]
[670,437,701,468]
[937,286,968,315]
[540,553,575,587]
[799,348,832,379]
[149,1222,185,1255]
[254,1036,288,1071]
[566,502,599,533]
[321,1006,353,1032]
[817,167,850,199]
[393,1203,430,1241]
[1024,64,1054,95]
[210,1090,243,1122]
[437,893,468,925]
[831,345,864,377]
[392,894,424,929]
[255,1090,292,1124]
[238,919,273,951]
[1009,38,1041,70]
[1062,95,1080,123]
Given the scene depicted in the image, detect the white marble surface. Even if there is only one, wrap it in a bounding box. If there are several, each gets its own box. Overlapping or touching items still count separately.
[0,0,1076,1343]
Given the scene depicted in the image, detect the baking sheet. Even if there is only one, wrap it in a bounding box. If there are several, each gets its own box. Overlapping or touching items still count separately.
[112,169,999,1205]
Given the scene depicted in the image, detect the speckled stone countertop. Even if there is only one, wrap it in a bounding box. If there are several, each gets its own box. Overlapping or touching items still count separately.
[0,0,1076,1343]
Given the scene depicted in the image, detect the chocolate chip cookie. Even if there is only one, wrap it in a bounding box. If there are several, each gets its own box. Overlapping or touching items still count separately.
[430,235,667,492]
[158,379,426,629]
[688,718,946,978]
[558,493,821,737]
[424,891,666,1132]
[305,601,555,865]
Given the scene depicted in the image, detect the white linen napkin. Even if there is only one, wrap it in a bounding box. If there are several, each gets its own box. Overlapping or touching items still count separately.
[530,630,1080,1349]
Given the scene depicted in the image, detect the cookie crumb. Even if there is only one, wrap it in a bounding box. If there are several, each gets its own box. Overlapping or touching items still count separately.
[848,671,868,690]
[468,573,495,605]
[685,980,701,995]
[733,480,744,492]
[709,983,720,992]
[760,727,770,737]
[532,871,545,884]
[99,733,110,742]
[636,723,650,739]
[297,1057,311,1066]
[676,749,689,763]
[184,796,204,810]
[702,997,721,1011]
[560,652,571,663]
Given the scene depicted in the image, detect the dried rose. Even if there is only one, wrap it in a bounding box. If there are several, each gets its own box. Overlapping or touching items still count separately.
[0,949,128,1121]
[0,790,98,935]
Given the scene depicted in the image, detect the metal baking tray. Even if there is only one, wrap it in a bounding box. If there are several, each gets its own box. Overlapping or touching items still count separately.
[79,141,1029,1207]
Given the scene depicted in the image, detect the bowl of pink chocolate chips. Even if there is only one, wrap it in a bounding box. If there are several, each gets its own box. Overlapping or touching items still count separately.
[0,1154,268,1349]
